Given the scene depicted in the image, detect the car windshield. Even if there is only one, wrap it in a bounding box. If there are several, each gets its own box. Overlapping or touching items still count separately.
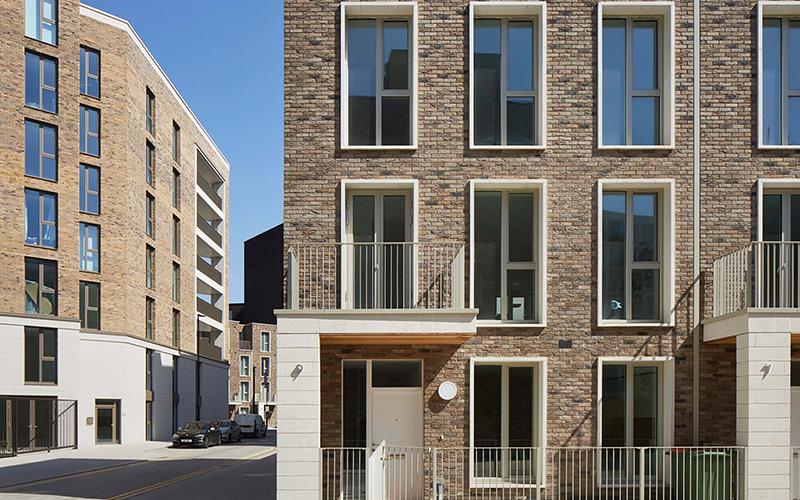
[218,421,230,428]
[183,421,206,432]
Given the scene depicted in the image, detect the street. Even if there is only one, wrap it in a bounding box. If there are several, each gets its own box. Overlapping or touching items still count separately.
[0,434,275,500]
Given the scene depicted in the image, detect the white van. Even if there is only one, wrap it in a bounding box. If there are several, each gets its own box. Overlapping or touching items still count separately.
[234,413,266,438]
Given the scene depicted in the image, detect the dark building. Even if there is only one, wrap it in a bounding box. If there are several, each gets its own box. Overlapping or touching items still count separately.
[239,224,283,324]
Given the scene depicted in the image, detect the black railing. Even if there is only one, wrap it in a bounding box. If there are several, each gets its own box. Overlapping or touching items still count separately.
[0,397,77,457]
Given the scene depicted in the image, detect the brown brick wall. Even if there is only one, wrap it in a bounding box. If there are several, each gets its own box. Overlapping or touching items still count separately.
[228,321,278,427]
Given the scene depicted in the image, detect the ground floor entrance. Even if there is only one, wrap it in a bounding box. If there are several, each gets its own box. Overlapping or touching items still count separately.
[95,399,120,445]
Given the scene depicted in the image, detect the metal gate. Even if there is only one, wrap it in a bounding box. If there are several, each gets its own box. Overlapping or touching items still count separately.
[0,397,77,457]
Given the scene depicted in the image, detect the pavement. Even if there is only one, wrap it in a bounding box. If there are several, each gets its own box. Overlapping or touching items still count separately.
[0,431,276,499]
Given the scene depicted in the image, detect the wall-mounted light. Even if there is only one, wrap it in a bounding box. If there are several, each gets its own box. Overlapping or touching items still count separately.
[437,381,457,401]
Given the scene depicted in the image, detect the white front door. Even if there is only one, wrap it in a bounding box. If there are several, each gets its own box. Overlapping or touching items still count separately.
[370,389,423,500]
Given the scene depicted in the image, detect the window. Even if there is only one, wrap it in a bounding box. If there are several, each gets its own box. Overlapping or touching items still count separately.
[598,180,674,325]
[146,245,155,289]
[172,309,180,347]
[240,381,250,402]
[25,51,57,113]
[470,359,545,487]
[240,356,250,377]
[261,382,270,404]
[172,122,180,162]
[25,120,56,181]
[80,46,100,98]
[24,258,57,315]
[172,262,180,302]
[25,188,57,248]
[80,105,100,156]
[79,281,100,329]
[146,193,155,238]
[24,327,56,384]
[146,88,155,135]
[755,180,800,307]
[598,3,674,148]
[80,164,100,214]
[470,181,547,324]
[261,357,270,377]
[760,6,800,147]
[145,297,155,340]
[172,216,180,256]
[25,0,57,45]
[470,2,546,148]
[341,2,417,148]
[146,141,155,187]
[260,331,270,352]
[172,169,180,209]
[79,222,100,272]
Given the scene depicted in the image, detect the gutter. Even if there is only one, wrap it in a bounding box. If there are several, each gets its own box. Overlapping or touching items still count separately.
[692,0,701,446]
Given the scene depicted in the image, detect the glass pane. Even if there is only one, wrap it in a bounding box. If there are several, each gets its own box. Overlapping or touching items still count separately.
[632,193,658,262]
[508,21,534,91]
[371,360,421,387]
[80,48,86,93]
[42,361,56,384]
[25,260,39,313]
[602,192,626,319]
[42,329,56,357]
[763,19,782,145]
[353,195,375,309]
[347,19,377,146]
[381,96,410,145]
[508,193,534,262]
[790,21,800,91]
[474,19,501,146]
[507,269,534,321]
[633,366,658,446]
[603,19,626,145]
[507,97,534,145]
[792,195,800,241]
[42,125,56,180]
[792,360,800,387]
[789,96,800,145]
[508,367,534,447]
[602,364,626,447]
[633,21,658,91]
[342,360,367,447]
[475,192,501,319]
[632,268,660,320]
[25,328,39,382]
[42,22,56,45]
[352,195,375,243]
[25,121,39,177]
[25,0,39,39]
[382,196,406,308]
[474,365,502,460]
[632,96,659,145]
[25,53,39,108]
[763,194,783,241]
[80,107,87,152]
[42,0,54,21]
[383,21,408,90]
[25,190,40,245]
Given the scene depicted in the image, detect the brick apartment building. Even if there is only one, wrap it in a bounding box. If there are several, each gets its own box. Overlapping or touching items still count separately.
[279,0,800,499]
[0,0,230,453]
[227,322,277,428]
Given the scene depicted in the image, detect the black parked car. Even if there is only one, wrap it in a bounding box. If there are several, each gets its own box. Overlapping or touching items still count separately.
[172,421,222,448]
[215,420,242,443]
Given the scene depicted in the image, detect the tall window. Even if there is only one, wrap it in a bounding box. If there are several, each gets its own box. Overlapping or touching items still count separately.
[25,188,57,248]
[602,191,661,321]
[25,0,57,45]
[172,216,180,256]
[240,356,250,377]
[261,357,270,377]
[172,169,180,209]
[24,326,56,384]
[472,18,538,146]
[146,88,155,134]
[80,46,100,98]
[79,222,100,272]
[146,245,155,289]
[25,258,57,315]
[344,13,413,147]
[25,51,57,113]
[260,331,270,352]
[80,105,100,156]
[79,164,100,214]
[172,122,180,162]
[79,281,100,329]
[261,382,270,404]
[762,18,800,145]
[172,309,180,347]
[25,120,57,181]
[474,191,537,322]
[145,297,155,340]
[240,381,250,402]
[145,193,155,238]
[146,141,155,187]
[600,362,663,448]
[172,262,180,302]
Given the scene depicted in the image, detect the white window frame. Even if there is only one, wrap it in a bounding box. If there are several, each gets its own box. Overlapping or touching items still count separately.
[597,2,675,150]
[261,356,270,378]
[597,179,675,327]
[240,381,250,402]
[260,331,270,352]
[757,1,800,149]
[756,178,800,239]
[340,1,418,150]
[240,355,250,377]
[79,222,100,272]
[468,357,547,489]
[469,2,547,149]
[469,180,547,327]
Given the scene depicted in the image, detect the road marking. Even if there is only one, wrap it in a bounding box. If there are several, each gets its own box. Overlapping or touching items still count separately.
[0,460,147,492]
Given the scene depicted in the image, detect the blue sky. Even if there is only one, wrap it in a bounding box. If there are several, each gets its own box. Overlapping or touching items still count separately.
[83,0,284,303]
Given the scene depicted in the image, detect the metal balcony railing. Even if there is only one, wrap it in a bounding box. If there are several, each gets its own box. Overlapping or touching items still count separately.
[713,241,800,317]
[287,242,465,311]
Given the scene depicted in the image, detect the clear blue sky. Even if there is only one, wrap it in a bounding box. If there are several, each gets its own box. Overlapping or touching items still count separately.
[83,0,284,303]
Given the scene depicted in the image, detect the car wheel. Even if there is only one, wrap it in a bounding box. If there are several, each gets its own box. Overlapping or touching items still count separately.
[202,437,209,449]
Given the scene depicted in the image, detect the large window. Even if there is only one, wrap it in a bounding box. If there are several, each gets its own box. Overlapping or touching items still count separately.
[25,51,57,113]
[342,3,416,148]
[79,164,100,214]
[146,193,155,238]
[146,88,155,135]
[260,331,270,352]
[598,3,674,148]
[25,120,57,181]
[80,46,100,98]
[172,262,180,302]
[240,355,250,377]
[80,281,100,329]
[25,188,57,248]
[25,0,57,45]
[261,357,270,377]
[172,122,180,162]
[146,141,155,187]
[80,105,100,156]
[470,2,545,148]
[24,327,56,384]
[146,245,155,289]
[145,297,155,340]
[240,381,250,402]
[761,15,800,146]
[79,222,100,272]
[25,258,57,315]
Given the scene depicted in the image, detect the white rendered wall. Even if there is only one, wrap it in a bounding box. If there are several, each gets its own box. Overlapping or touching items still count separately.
[199,361,229,422]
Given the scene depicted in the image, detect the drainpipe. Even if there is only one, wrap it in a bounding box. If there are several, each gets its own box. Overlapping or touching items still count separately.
[196,313,203,421]
[692,0,701,446]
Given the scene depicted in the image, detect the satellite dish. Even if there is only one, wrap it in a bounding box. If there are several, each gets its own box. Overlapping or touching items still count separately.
[438,381,457,401]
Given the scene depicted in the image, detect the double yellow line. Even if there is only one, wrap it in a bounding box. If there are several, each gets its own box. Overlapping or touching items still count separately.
[0,460,147,492]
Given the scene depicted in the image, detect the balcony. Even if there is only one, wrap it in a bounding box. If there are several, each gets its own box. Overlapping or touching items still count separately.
[196,213,223,247]
[198,338,222,361]
[197,175,223,209]
[239,339,252,351]
[197,256,222,284]
[196,297,223,323]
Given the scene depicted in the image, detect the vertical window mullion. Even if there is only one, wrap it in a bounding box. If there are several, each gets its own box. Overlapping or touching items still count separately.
[500,192,509,320]
[501,19,508,146]
[376,19,383,146]
[783,18,790,145]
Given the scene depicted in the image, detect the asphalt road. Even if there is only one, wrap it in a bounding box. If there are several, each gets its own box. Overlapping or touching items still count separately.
[0,436,276,500]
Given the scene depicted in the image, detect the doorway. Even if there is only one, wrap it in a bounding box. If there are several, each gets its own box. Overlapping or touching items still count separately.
[95,400,120,444]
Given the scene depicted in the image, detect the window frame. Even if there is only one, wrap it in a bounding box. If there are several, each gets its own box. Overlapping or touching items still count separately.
[24,257,57,315]
[79,222,100,273]
[25,50,57,114]
[80,46,100,99]
[340,1,418,150]
[240,355,250,377]
[172,216,180,256]
[469,179,547,327]
[469,2,547,149]
[261,356,270,377]
[25,0,57,46]
[79,105,100,157]
[240,381,250,402]
[597,179,675,327]
[25,188,57,249]
[24,326,57,385]
[145,296,155,340]
[172,169,181,210]
[756,179,800,239]
[172,261,180,302]
[146,245,155,290]
[597,2,675,150]
[146,87,156,135]
[260,331,270,352]
[79,280,101,330]
[172,308,180,347]
[172,122,181,163]
[79,163,100,214]
[25,119,57,182]
[145,193,155,239]
[146,140,156,187]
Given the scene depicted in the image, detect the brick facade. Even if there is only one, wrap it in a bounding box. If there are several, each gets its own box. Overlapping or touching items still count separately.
[228,321,278,428]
